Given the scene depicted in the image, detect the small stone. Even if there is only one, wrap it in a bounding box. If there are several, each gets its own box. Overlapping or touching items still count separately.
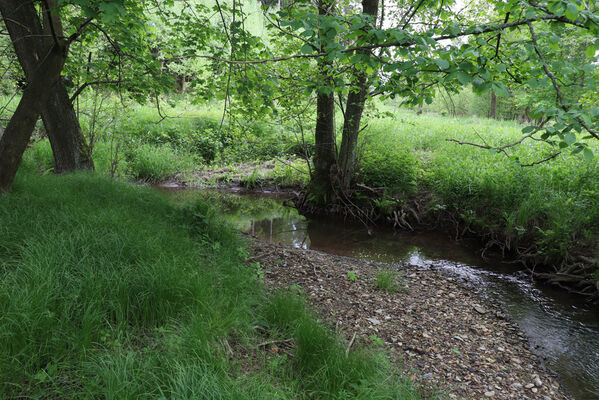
[534,377,543,387]
[511,382,523,389]
[525,383,535,389]
[531,387,538,393]
[484,391,495,397]
[366,317,381,325]
[474,305,487,314]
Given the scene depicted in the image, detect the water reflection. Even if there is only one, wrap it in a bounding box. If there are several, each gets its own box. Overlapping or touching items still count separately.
[159,187,599,400]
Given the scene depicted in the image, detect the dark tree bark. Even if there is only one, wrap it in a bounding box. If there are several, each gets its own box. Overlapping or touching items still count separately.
[311,0,338,197]
[0,43,67,190]
[42,83,94,172]
[524,105,531,123]
[2,0,93,173]
[337,0,378,190]
[313,90,337,192]
[490,92,497,119]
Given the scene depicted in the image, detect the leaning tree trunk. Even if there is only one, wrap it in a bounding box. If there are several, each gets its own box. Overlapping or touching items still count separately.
[2,0,93,172]
[42,83,94,172]
[0,43,67,190]
[337,0,378,191]
[311,0,338,199]
[338,78,368,190]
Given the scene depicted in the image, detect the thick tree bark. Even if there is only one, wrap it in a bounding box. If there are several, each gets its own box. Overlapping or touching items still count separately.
[337,0,378,190]
[42,83,94,172]
[2,0,93,172]
[313,90,337,192]
[490,92,497,119]
[338,79,368,190]
[311,0,338,197]
[0,44,67,190]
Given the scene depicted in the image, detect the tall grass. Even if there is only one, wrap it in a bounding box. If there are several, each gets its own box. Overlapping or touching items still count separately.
[0,170,424,399]
[363,109,599,264]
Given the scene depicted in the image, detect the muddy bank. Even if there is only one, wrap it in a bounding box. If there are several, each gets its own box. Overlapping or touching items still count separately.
[249,238,568,400]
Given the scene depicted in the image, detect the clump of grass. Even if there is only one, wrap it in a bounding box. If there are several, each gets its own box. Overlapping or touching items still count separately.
[127,143,196,182]
[375,269,403,293]
[21,139,54,173]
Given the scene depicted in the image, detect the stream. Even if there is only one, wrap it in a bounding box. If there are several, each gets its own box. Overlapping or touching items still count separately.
[162,187,599,400]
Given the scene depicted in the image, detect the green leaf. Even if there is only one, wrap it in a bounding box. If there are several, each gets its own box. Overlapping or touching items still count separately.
[300,44,314,55]
[435,59,450,70]
[456,71,471,85]
[565,3,579,20]
[564,132,576,145]
[583,148,594,161]
[492,82,509,98]
[586,46,596,58]
[522,126,535,134]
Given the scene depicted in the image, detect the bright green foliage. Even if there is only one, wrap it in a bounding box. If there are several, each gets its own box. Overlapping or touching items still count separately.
[0,172,258,396]
[346,270,358,282]
[358,139,418,196]
[127,143,196,182]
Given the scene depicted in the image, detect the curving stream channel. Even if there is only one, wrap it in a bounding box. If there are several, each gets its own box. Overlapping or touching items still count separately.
[161,187,599,400]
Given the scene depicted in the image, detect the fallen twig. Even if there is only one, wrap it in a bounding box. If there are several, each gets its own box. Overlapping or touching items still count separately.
[345,333,357,357]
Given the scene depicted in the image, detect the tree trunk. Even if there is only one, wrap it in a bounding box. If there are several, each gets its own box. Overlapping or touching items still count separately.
[338,79,368,190]
[337,0,378,191]
[41,82,94,172]
[312,90,337,193]
[1,0,93,173]
[0,43,67,190]
[311,0,338,198]
[490,92,497,119]
[524,105,531,123]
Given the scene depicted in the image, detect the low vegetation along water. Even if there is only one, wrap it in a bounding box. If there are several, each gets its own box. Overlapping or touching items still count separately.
[162,188,599,400]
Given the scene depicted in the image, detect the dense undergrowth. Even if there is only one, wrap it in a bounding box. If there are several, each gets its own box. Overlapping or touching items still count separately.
[0,166,424,399]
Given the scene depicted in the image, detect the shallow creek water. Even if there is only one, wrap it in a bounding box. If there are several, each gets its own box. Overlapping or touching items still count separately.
[161,187,599,400]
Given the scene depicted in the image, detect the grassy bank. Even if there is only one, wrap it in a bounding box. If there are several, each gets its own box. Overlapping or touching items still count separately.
[0,168,425,399]
[358,111,599,293]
